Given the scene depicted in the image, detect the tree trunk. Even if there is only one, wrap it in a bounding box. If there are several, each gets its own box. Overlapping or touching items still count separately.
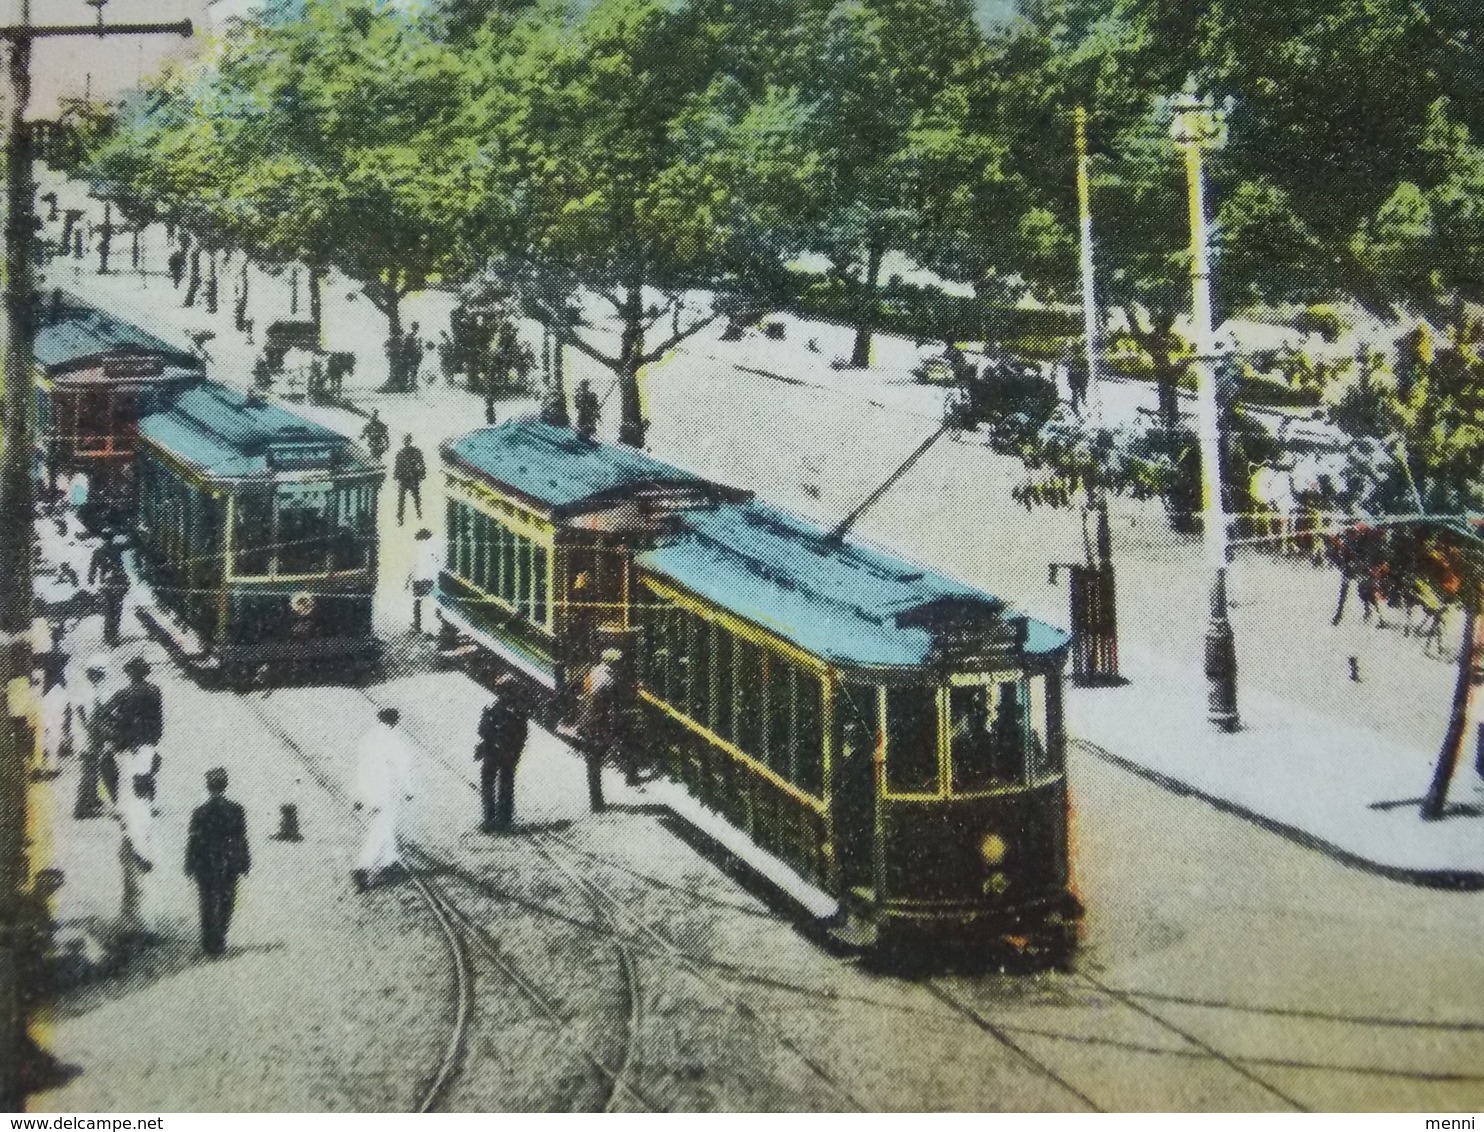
[548,337,570,428]
[235,262,250,332]
[97,201,111,274]
[539,331,573,429]
[617,283,647,447]
[308,265,324,341]
[205,251,219,314]
[1422,606,1481,820]
[379,273,406,393]
[183,247,202,307]
[850,238,885,368]
[130,226,140,272]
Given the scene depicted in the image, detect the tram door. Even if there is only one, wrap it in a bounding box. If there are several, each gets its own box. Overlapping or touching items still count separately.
[562,536,627,670]
[833,682,880,889]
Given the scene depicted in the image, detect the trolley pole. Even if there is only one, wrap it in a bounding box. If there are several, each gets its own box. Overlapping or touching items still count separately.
[1169,80,1239,732]
[0,4,191,1106]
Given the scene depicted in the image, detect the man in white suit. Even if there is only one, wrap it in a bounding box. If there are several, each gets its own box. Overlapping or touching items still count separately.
[351,707,415,891]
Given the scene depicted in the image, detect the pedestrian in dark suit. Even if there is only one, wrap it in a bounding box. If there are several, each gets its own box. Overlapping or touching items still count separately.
[89,537,130,647]
[392,435,426,526]
[185,767,251,956]
[476,674,528,832]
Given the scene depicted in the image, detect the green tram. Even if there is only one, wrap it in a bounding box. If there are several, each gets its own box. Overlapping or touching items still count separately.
[32,291,204,520]
[438,420,1080,950]
[133,383,383,684]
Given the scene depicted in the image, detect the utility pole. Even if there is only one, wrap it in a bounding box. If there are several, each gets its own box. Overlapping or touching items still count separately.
[1068,105,1120,686]
[1169,79,1239,732]
[0,1,191,1106]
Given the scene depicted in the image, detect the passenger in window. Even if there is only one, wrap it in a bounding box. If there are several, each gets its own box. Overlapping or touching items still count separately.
[988,683,1028,783]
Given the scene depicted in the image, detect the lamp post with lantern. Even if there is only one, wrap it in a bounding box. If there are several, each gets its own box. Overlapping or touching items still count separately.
[1168,79,1240,732]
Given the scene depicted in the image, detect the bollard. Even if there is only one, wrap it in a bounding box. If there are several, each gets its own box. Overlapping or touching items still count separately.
[271,803,303,842]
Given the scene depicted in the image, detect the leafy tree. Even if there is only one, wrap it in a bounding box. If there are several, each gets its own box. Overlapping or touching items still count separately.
[86,0,477,386]
[469,0,817,446]
[798,0,984,367]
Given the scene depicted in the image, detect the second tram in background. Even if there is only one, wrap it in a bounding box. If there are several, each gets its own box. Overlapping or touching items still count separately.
[33,289,205,524]
[132,383,384,685]
[436,420,1081,954]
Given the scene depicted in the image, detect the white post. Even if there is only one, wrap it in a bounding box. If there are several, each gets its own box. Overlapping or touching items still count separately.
[1074,106,1103,430]
[1171,82,1239,732]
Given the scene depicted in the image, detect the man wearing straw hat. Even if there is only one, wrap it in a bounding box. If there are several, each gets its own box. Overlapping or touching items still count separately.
[102,656,164,806]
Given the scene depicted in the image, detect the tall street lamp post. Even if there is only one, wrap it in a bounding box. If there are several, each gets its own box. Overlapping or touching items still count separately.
[1169,79,1240,732]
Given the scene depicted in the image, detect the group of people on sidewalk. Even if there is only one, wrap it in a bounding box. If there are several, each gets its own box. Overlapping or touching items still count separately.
[349,647,641,891]
[28,486,254,961]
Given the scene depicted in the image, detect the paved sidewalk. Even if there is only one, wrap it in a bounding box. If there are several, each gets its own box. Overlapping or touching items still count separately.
[1066,645,1484,887]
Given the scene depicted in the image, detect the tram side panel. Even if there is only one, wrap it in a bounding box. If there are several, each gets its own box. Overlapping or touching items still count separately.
[633,573,835,892]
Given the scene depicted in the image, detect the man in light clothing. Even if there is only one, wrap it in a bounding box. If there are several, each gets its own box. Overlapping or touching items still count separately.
[71,656,111,819]
[115,769,157,941]
[351,707,415,891]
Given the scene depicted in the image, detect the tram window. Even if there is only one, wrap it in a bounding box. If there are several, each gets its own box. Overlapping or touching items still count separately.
[501,524,517,607]
[1025,673,1055,779]
[795,671,823,795]
[514,537,529,617]
[766,656,793,778]
[330,486,368,572]
[533,545,549,627]
[685,616,707,724]
[712,628,733,740]
[949,680,1026,792]
[278,484,332,575]
[838,683,879,766]
[76,391,109,452]
[653,601,676,700]
[472,510,487,587]
[233,493,274,576]
[734,639,764,757]
[885,685,939,794]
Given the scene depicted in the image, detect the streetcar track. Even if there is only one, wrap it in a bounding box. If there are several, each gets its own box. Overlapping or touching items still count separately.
[405,852,658,1111]
[242,677,1478,1111]
[240,689,646,1112]
[923,982,1104,1113]
[1071,971,1311,1112]
[404,869,475,1113]
[232,692,475,1113]
[357,683,872,1111]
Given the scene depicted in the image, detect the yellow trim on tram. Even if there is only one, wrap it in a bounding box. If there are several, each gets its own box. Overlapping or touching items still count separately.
[639,687,828,814]
[637,574,830,677]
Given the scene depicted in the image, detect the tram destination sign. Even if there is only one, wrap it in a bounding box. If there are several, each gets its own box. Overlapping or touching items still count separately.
[267,442,338,470]
[101,352,166,379]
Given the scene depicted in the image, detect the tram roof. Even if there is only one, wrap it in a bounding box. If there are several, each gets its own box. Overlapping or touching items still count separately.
[640,499,1069,668]
[34,293,202,374]
[444,418,748,516]
[139,383,369,480]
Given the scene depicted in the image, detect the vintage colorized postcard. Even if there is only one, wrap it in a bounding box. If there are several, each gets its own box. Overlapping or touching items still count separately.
[3,0,1482,1116]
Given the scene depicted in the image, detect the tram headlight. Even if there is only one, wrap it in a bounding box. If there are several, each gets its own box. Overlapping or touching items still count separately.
[980,832,1008,867]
